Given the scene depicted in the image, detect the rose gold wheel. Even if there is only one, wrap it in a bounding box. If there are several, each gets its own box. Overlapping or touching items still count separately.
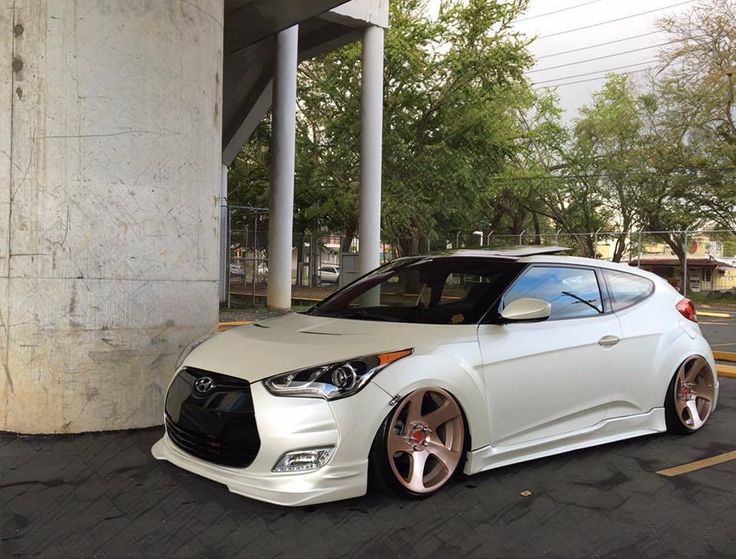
[384,388,465,495]
[665,355,715,434]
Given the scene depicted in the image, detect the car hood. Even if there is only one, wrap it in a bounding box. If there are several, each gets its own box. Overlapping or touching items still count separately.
[181,312,477,382]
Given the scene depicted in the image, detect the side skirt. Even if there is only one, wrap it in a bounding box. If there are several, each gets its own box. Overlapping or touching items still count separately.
[464,408,666,475]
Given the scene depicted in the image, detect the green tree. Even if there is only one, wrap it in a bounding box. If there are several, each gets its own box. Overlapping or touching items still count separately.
[230,0,536,256]
[656,0,736,229]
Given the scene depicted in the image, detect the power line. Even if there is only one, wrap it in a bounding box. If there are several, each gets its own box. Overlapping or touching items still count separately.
[533,67,652,89]
[517,0,606,22]
[530,41,675,74]
[536,31,662,60]
[487,168,736,182]
[533,60,658,86]
[537,1,696,39]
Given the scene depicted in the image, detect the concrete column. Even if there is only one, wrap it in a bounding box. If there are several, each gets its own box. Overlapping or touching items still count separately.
[1,0,224,433]
[267,25,299,311]
[219,164,229,304]
[358,25,385,275]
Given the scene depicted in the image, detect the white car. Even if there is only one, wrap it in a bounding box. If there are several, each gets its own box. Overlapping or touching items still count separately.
[152,248,718,506]
[317,264,340,285]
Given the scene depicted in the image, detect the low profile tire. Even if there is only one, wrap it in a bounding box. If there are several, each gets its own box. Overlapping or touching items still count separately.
[665,355,715,435]
[369,387,466,498]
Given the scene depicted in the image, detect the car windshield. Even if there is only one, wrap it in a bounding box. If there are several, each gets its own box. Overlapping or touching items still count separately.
[305,257,522,324]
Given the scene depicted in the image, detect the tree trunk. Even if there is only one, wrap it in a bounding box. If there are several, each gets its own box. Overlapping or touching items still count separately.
[612,232,628,263]
[532,212,542,245]
[658,233,687,292]
[341,230,355,253]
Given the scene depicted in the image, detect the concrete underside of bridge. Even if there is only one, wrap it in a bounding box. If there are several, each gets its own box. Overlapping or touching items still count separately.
[0,0,380,433]
[0,0,384,434]
[0,0,225,433]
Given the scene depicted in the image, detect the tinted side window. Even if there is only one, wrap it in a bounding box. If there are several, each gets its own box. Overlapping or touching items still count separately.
[503,266,603,319]
[604,270,654,311]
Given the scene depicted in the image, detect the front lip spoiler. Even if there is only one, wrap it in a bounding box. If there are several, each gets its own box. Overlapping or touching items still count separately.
[151,435,368,507]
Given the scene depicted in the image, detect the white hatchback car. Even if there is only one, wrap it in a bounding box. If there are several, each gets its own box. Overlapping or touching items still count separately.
[152,248,718,506]
[317,264,340,285]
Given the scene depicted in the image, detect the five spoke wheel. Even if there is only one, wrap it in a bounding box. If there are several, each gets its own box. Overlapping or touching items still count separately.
[384,388,465,495]
[666,355,715,434]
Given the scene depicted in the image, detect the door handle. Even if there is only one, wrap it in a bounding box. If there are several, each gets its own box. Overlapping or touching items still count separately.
[598,335,620,348]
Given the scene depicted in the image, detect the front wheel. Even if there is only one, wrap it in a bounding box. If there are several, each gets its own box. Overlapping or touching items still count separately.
[665,355,715,435]
[370,387,465,498]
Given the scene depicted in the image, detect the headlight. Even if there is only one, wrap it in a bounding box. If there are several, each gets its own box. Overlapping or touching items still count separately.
[175,331,216,369]
[263,348,413,400]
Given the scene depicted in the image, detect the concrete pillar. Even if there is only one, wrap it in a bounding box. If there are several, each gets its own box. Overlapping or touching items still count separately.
[267,25,299,311]
[0,0,224,433]
[219,164,229,304]
[358,25,385,275]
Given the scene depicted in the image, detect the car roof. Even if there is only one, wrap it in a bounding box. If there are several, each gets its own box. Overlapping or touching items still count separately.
[415,248,663,281]
[449,246,571,258]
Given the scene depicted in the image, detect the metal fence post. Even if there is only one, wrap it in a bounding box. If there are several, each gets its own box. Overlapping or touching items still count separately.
[518,229,525,246]
[637,230,643,268]
[226,205,232,309]
[683,227,691,296]
[593,228,601,259]
[252,211,257,305]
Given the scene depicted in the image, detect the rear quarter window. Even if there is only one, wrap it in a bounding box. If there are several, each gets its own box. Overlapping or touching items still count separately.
[603,269,654,311]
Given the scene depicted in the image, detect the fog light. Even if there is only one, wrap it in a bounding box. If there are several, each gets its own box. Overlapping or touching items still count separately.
[272,447,335,473]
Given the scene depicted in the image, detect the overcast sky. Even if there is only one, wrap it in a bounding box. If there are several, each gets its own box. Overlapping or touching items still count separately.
[514,0,696,118]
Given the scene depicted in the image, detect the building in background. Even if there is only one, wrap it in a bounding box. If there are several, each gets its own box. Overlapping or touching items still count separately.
[629,235,736,292]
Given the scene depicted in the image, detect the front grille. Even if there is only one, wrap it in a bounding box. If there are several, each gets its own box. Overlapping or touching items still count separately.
[164,367,260,468]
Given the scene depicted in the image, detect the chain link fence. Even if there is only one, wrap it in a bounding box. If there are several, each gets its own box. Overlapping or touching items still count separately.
[224,205,359,307]
[477,228,736,299]
[222,206,736,306]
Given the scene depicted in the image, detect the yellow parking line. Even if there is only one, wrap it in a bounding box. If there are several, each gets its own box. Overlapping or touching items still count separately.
[717,364,736,378]
[714,351,736,362]
[699,311,732,319]
[657,451,736,477]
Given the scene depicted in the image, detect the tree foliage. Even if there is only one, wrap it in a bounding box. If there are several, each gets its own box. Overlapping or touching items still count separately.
[230,0,736,260]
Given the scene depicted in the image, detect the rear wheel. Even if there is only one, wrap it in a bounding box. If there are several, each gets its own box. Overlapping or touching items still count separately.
[370,387,465,498]
[665,355,715,435]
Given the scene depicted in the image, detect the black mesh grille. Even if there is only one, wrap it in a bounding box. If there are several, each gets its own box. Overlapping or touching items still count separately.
[164,367,260,468]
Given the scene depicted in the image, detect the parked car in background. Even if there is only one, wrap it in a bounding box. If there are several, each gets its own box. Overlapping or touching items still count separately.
[153,247,718,506]
[317,264,340,285]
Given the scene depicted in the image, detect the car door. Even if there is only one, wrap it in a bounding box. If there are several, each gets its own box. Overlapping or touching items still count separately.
[477,265,623,447]
[600,268,659,418]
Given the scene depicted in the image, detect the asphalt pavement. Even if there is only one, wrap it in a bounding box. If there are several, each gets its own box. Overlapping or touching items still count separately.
[699,305,736,353]
[2,305,734,558]
[2,381,736,558]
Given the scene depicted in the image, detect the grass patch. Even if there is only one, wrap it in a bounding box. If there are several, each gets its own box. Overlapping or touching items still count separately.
[689,291,736,307]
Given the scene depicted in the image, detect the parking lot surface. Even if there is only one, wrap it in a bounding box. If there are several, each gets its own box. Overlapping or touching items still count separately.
[2,375,735,558]
[700,306,736,353]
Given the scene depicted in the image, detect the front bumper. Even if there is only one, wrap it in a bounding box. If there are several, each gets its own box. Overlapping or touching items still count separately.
[151,381,392,506]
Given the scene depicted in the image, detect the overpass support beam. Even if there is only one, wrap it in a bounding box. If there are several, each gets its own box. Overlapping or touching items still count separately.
[267,25,299,312]
[219,164,229,304]
[358,25,385,275]
[0,0,224,433]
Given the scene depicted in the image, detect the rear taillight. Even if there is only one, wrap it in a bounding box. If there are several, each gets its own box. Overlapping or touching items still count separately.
[676,298,697,322]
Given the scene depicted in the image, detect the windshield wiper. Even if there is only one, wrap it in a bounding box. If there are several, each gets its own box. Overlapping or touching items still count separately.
[561,291,601,313]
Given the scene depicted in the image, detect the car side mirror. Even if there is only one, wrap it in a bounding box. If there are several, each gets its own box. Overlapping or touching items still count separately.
[500,298,551,322]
